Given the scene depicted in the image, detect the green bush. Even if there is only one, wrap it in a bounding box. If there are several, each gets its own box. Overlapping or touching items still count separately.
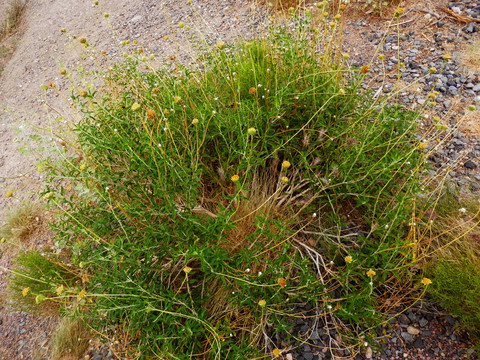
[40,11,429,359]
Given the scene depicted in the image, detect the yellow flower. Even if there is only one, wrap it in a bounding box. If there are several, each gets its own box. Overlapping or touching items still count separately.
[103,12,109,18]
[272,348,281,357]
[468,105,477,111]
[191,118,199,125]
[59,68,67,75]
[5,191,13,197]
[22,287,30,297]
[56,285,64,296]
[366,269,376,277]
[79,90,88,97]
[77,290,87,299]
[344,255,352,263]
[277,278,287,288]
[178,22,185,28]
[79,163,86,171]
[247,127,257,136]
[79,37,87,44]
[394,7,404,17]
[131,103,141,111]
[249,87,256,95]
[418,142,428,150]
[421,277,432,286]
[258,299,266,307]
[281,176,289,184]
[93,1,99,5]
[443,54,452,61]
[217,41,226,50]
[231,174,240,182]
[183,266,192,274]
[173,96,182,103]
[282,160,291,169]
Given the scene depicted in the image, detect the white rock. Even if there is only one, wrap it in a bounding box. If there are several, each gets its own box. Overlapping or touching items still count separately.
[452,6,461,14]
[407,325,420,335]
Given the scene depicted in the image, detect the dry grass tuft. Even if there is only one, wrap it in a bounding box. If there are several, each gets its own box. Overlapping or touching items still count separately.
[459,39,480,75]
[0,0,26,41]
[50,317,90,360]
[459,109,480,138]
[0,203,42,242]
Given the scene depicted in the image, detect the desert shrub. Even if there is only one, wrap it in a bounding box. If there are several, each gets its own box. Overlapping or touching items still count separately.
[9,250,78,311]
[38,9,432,359]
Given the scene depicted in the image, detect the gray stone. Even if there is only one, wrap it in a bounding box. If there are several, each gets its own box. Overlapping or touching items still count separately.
[303,352,314,360]
[463,22,477,33]
[419,318,428,327]
[413,338,425,349]
[401,331,413,342]
[464,160,478,169]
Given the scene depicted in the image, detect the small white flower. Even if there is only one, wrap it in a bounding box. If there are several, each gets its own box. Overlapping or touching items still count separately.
[406,161,411,165]
[157,143,161,147]
[212,111,217,115]
[114,128,117,132]
[106,187,110,191]
[231,291,235,294]
[246,268,251,273]
[258,271,262,276]
[313,213,317,217]
[327,304,332,310]
[369,281,373,286]
[257,84,262,87]
[364,342,368,347]
[385,224,389,229]
[214,97,218,101]
[459,207,467,213]
[329,260,334,265]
